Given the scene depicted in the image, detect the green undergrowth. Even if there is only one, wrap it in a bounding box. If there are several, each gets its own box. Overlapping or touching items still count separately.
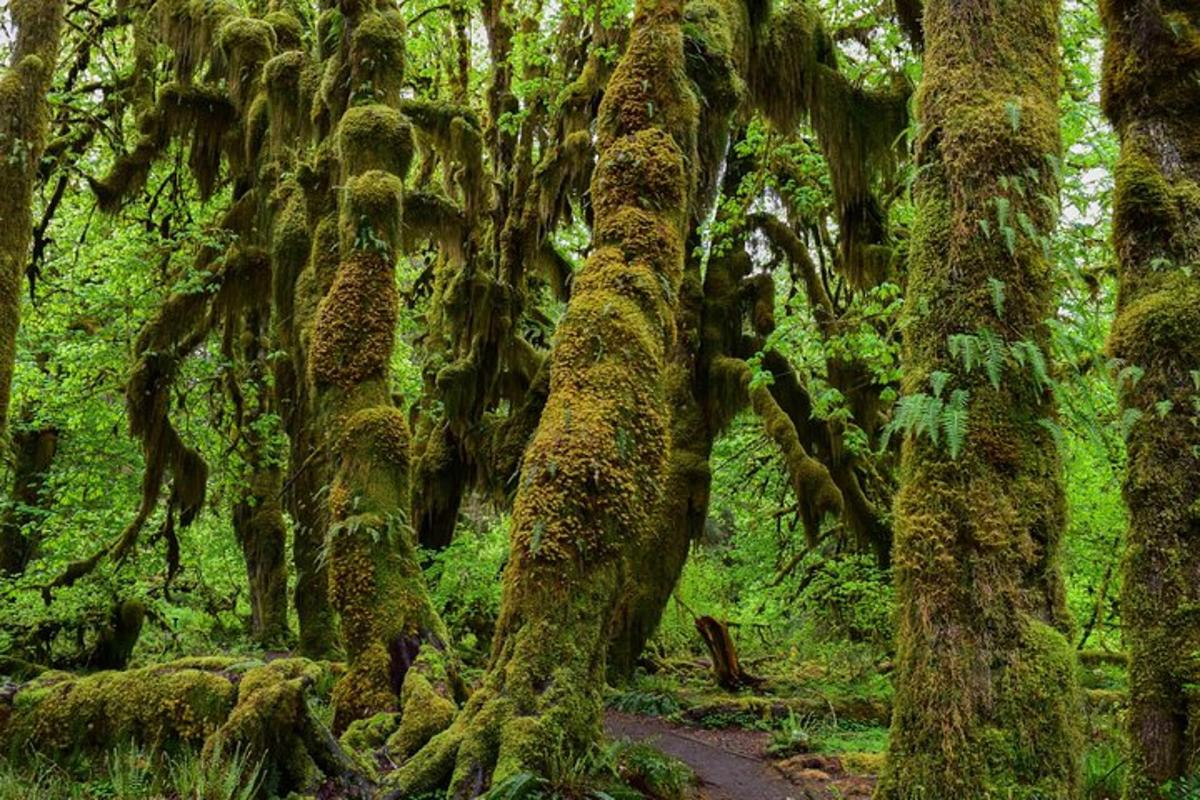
[607,657,892,729]
[481,740,695,800]
[0,740,262,800]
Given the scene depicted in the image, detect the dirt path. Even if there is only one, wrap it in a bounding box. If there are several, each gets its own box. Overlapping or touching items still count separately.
[605,710,874,800]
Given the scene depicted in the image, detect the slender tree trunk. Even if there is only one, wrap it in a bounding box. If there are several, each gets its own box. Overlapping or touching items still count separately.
[876,1,1082,797]
[0,0,66,448]
[308,0,458,735]
[388,0,699,792]
[1101,3,1200,795]
[0,413,58,575]
[232,310,290,649]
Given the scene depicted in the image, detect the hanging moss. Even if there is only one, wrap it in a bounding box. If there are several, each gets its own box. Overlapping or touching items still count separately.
[1101,2,1200,796]
[156,0,240,84]
[876,1,1082,797]
[350,10,407,104]
[218,16,277,111]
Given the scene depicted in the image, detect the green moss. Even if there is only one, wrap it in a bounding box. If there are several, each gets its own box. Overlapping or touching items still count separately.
[350,11,407,103]
[2,664,238,755]
[381,0,703,794]
[338,170,405,254]
[309,250,399,390]
[264,10,303,50]
[338,104,415,180]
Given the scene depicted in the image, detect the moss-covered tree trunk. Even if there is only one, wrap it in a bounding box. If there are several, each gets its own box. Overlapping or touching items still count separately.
[0,0,66,449]
[1101,3,1200,795]
[875,2,1082,797]
[0,413,58,574]
[389,0,698,793]
[232,309,290,649]
[307,0,458,736]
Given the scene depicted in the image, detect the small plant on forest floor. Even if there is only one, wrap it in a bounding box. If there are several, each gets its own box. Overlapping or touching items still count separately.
[607,688,682,717]
[1164,772,1200,800]
[1081,741,1126,799]
[604,740,693,800]
[106,743,157,798]
[482,740,692,800]
[766,710,822,758]
[0,757,77,800]
[167,740,264,800]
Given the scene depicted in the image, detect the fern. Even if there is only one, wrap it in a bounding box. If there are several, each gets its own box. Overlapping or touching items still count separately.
[981,329,1006,389]
[930,370,951,399]
[949,333,981,374]
[942,390,969,458]
[988,277,1006,318]
[940,393,969,460]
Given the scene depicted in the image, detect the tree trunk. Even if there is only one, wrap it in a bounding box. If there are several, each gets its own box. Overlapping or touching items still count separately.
[1101,2,1200,795]
[695,616,757,691]
[307,1,459,735]
[271,180,339,659]
[876,1,1082,796]
[0,0,66,448]
[0,415,58,574]
[232,309,290,649]
[386,0,699,793]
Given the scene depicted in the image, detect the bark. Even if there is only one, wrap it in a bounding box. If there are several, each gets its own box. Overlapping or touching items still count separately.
[694,616,758,691]
[0,0,66,449]
[385,0,699,793]
[0,415,58,574]
[1101,2,1200,795]
[876,1,1082,797]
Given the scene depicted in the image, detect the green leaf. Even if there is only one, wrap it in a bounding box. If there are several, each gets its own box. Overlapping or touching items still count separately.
[942,389,970,458]
[981,329,1006,389]
[988,277,1006,318]
[930,370,950,399]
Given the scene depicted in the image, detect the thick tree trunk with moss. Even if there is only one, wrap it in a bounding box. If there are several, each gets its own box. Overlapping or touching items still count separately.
[387,0,698,794]
[0,415,58,574]
[0,0,66,449]
[1101,3,1200,795]
[306,0,459,736]
[875,2,1082,797]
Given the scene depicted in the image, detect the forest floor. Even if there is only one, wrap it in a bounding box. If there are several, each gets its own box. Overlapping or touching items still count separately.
[605,710,877,800]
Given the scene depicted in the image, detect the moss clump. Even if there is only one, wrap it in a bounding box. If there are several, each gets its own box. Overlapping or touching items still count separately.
[338,170,406,255]
[309,250,399,390]
[350,11,407,103]
[264,10,304,50]
[338,104,415,180]
[1,664,238,754]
